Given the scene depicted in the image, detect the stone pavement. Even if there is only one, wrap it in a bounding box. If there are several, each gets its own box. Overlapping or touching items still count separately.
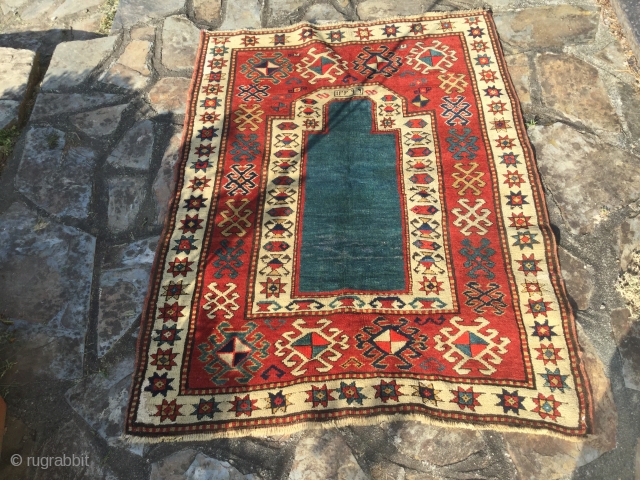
[0,0,639,478]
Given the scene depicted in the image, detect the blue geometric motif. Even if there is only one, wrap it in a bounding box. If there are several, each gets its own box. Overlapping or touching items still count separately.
[446,127,479,160]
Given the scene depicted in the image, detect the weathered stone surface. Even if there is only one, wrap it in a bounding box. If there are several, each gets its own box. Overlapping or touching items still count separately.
[193,0,222,23]
[97,236,159,356]
[528,123,640,234]
[51,0,102,19]
[612,0,640,62]
[106,119,155,170]
[610,308,640,391]
[71,104,128,137]
[42,36,118,91]
[66,355,136,447]
[536,53,620,132]
[494,6,599,51]
[162,15,200,71]
[289,431,368,480]
[149,450,257,480]
[148,77,190,115]
[107,176,147,233]
[618,82,640,142]
[269,0,305,19]
[0,202,95,331]
[618,216,640,272]
[112,0,185,31]
[153,132,182,224]
[357,0,433,20]
[636,440,640,480]
[15,127,95,219]
[219,0,262,30]
[389,422,486,466]
[20,0,56,21]
[131,26,156,41]
[558,247,594,311]
[34,419,113,480]
[31,93,124,120]
[504,53,531,110]
[100,39,152,90]
[303,3,345,23]
[0,47,37,129]
[503,325,617,479]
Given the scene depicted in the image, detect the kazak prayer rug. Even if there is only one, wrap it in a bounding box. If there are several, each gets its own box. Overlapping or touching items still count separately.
[126,10,592,441]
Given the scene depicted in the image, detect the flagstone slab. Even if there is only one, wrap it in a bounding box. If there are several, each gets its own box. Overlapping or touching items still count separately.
[162,15,200,72]
[618,216,640,272]
[51,0,102,19]
[0,47,38,129]
[107,176,147,233]
[193,0,222,24]
[219,0,263,30]
[153,131,182,224]
[610,308,640,391]
[71,103,128,137]
[148,77,190,115]
[15,127,95,219]
[289,431,368,480]
[0,202,96,332]
[356,0,433,20]
[42,36,118,91]
[100,39,153,90]
[268,0,305,21]
[111,0,185,31]
[504,53,531,112]
[536,53,620,132]
[502,325,617,479]
[65,354,143,455]
[97,236,159,356]
[303,4,345,23]
[528,122,640,234]
[558,247,594,311]
[31,93,124,121]
[494,6,599,52]
[106,119,155,170]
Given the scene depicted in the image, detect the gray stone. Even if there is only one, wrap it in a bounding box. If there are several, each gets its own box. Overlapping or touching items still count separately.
[100,39,153,90]
[65,355,138,449]
[111,0,185,31]
[0,416,36,479]
[33,419,114,480]
[558,247,594,311]
[106,119,155,170]
[42,36,118,91]
[97,236,159,357]
[15,127,95,219]
[219,0,262,30]
[153,132,182,224]
[536,53,620,132]
[611,308,640,391]
[193,0,222,23]
[185,453,258,479]
[618,82,640,143]
[0,202,95,333]
[162,15,200,72]
[611,0,640,61]
[148,77,190,115]
[0,47,38,128]
[50,0,102,19]
[388,422,486,466]
[20,0,56,20]
[289,431,368,480]
[71,104,128,137]
[504,53,531,111]
[528,122,640,234]
[150,450,198,480]
[494,6,599,51]
[107,176,147,233]
[636,439,640,480]
[303,4,345,24]
[131,26,156,41]
[31,93,124,121]
[357,0,433,20]
[269,0,305,19]
[618,216,640,271]
[503,324,617,479]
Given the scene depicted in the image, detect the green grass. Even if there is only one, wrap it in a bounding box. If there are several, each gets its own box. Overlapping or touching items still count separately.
[98,0,119,34]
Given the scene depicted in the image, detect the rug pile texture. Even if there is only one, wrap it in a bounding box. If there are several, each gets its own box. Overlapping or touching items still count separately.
[126,10,592,440]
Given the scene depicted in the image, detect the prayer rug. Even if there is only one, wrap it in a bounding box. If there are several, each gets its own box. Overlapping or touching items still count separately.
[126,10,592,441]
